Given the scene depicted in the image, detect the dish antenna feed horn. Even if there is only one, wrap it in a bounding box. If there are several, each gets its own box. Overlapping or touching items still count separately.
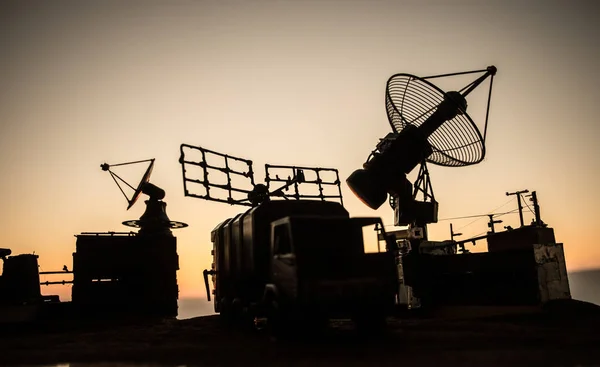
[101,158,188,236]
[347,65,497,229]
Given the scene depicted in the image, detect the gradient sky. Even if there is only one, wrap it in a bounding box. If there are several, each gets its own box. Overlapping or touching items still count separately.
[1,0,599,300]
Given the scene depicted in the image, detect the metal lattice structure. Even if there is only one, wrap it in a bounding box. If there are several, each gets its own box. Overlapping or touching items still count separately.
[179,144,256,206]
[265,164,343,206]
[385,67,495,167]
[179,144,344,207]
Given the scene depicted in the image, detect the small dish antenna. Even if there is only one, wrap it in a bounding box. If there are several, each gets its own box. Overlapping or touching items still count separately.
[101,158,156,210]
[101,158,188,235]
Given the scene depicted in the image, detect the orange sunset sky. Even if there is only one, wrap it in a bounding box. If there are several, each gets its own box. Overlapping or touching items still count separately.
[1,0,599,300]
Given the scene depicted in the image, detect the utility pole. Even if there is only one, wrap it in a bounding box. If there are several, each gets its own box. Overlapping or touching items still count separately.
[450,223,468,253]
[527,191,542,226]
[487,214,503,234]
[450,223,462,241]
[506,189,529,227]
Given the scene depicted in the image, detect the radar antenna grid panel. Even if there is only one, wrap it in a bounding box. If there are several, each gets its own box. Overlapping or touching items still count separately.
[385,66,496,167]
[179,144,257,206]
[265,164,343,205]
[179,144,344,207]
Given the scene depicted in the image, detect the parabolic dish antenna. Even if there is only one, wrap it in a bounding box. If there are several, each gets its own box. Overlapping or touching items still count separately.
[127,159,155,210]
[101,158,156,210]
[101,158,188,234]
[346,66,497,212]
[385,66,496,167]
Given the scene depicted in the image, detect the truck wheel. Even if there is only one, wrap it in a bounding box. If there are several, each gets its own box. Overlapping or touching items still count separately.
[230,298,245,326]
[266,299,285,339]
[267,299,303,341]
[353,313,388,336]
[218,298,235,326]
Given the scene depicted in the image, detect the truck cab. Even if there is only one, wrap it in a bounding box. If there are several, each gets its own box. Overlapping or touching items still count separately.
[265,215,398,332]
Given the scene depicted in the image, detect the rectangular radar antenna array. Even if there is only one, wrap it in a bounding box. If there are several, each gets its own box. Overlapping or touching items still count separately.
[265,164,344,206]
[179,144,256,206]
[179,143,344,207]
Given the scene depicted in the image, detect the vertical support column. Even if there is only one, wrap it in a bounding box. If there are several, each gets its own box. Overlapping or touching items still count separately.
[506,189,529,227]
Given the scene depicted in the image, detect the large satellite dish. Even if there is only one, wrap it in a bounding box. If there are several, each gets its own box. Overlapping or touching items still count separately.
[347,66,497,214]
[385,66,496,167]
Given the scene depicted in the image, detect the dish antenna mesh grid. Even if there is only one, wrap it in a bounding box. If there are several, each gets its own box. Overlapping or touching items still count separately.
[386,66,496,167]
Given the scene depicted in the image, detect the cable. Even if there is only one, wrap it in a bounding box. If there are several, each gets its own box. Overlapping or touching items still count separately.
[437,213,490,222]
[522,198,535,215]
[495,208,521,217]
[438,197,515,222]
[489,197,518,214]
[452,197,516,232]
[454,216,487,232]
[385,199,520,232]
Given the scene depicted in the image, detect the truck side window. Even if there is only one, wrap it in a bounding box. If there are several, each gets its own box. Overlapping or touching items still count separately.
[274,226,291,255]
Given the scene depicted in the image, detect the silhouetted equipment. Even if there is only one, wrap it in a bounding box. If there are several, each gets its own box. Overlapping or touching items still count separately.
[527,191,544,227]
[0,248,11,259]
[449,224,467,253]
[101,158,188,235]
[450,224,462,241]
[67,158,187,318]
[180,144,397,332]
[179,144,344,207]
[487,214,503,234]
[0,253,41,305]
[344,65,571,312]
[0,250,63,323]
[411,203,570,307]
[506,189,529,227]
[72,232,179,318]
[389,189,571,310]
[347,66,497,232]
[0,66,575,326]
[39,267,74,286]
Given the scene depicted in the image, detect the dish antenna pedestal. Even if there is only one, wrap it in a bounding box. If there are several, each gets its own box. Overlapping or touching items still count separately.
[101,158,188,236]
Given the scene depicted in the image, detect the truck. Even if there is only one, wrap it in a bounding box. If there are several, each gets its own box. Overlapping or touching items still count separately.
[203,199,398,335]
[178,144,399,334]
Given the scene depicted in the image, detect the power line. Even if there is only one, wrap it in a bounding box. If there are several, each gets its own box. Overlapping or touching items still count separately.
[448,197,516,232]
[437,213,490,222]
[495,208,521,217]
[523,198,535,215]
[453,216,486,232]
[438,197,515,222]
[384,198,522,232]
[489,197,518,214]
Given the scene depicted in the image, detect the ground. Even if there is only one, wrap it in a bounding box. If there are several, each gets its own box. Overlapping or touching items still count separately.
[2,300,600,367]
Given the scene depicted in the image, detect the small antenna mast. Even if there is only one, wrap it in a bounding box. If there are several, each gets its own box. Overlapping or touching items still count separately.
[506,189,529,227]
